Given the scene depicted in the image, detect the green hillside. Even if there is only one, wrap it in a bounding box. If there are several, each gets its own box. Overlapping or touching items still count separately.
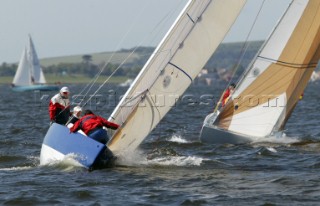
[40,51,140,67]
[0,42,264,84]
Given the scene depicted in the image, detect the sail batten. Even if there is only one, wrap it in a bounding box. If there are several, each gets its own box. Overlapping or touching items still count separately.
[108,0,247,154]
[168,62,192,81]
[257,56,318,68]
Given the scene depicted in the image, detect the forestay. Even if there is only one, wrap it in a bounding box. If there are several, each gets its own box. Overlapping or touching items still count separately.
[107,0,247,154]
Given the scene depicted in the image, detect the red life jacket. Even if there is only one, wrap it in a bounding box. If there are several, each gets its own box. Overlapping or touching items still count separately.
[70,114,119,135]
[222,89,231,107]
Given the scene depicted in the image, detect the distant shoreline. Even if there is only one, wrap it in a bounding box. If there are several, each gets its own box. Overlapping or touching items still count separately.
[0,75,129,84]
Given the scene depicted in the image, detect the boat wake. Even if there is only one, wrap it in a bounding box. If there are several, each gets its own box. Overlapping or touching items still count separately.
[119,154,205,167]
[115,147,205,167]
[251,133,300,145]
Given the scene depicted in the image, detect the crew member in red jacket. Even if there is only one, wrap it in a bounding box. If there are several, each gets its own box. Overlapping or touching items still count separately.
[49,86,71,125]
[221,83,236,107]
[70,110,119,144]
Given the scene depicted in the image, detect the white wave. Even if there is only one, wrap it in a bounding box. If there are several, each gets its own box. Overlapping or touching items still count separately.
[61,154,84,167]
[252,133,300,144]
[115,149,146,166]
[116,149,204,167]
[0,156,40,171]
[168,135,189,143]
[41,153,85,170]
[146,156,204,166]
[266,147,278,153]
[0,166,33,171]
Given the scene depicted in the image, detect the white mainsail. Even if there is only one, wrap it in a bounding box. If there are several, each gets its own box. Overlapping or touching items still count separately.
[13,47,31,86]
[107,0,247,154]
[12,35,47,86]
[210,0,320,140]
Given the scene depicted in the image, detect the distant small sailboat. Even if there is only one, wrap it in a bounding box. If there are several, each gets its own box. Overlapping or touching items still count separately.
[119,78,133,87]
[40,0,247,169]
[11,35,59,92]
[200,0,320,144]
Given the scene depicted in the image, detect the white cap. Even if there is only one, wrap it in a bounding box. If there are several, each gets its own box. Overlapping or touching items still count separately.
[60,86,70,93]
[73,106,82,113]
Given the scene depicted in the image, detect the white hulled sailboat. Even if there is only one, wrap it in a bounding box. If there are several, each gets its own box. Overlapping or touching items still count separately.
[12,35,59,92]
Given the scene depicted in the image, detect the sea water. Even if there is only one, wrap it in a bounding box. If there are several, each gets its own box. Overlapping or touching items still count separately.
[0,82,319,205]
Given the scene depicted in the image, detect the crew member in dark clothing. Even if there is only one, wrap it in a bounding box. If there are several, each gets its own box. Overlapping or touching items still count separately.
[49,86,71,125]
[70,110,119,144]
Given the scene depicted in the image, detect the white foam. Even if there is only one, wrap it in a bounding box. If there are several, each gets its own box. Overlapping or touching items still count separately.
[266,147,278,153]
[116,148,205,167]
[0,166,33,171]
[147,156,204,166]
[61,154,85,167]
[115,149,146,166]
[252,133,300,144]
[168,135,189,143]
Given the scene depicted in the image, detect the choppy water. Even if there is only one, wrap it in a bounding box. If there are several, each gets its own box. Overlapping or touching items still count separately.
[1,82,320,205]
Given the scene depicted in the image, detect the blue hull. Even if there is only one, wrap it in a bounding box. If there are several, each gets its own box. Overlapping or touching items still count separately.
[40,123,115,169]
[12,85,59,92]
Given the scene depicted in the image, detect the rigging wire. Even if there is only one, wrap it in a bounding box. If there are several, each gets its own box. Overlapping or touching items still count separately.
[231,0,267,84]
[109,0,214,127]
[213,0,267,112]
[75,2,151,106]
[80,0,186,109]
[74,1,154,106]
[111,0,212,125]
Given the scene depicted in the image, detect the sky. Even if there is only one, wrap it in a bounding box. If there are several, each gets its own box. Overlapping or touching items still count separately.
[0,0,292,64]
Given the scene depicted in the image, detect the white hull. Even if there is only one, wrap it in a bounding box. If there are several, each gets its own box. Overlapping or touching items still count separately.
[199,124,252,144]
[40,144,65,165]
[199,112,253,144]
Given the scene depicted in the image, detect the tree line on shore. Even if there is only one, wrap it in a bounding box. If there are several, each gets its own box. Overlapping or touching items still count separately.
[0,41,264,78]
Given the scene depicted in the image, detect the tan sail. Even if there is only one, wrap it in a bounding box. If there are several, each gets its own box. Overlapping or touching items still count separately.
[216,0,320,138]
